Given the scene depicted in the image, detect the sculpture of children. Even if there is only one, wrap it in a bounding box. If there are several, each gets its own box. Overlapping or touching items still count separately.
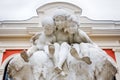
[65,14,93,44]
[21,16,56,61]
[65,14,93,64]
[52,9,72,73]
[52,11,93,73]
[53,9,72,44]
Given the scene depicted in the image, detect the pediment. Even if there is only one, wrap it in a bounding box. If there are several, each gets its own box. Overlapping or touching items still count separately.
[36,2,82,16]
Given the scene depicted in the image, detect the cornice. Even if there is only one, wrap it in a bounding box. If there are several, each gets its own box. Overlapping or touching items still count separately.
[0,28,29,37]
[0,27,120,37]
[36,2,82,14]
[0,46,30,49]
[90,29,120,36]
[26,27,43,34]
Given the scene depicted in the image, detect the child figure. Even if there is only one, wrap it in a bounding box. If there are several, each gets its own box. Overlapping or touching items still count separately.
[53,12,93,73]
[65,14,93,64]
[52,9,71,71]
[53,9,71,44]
[21,16,56,61]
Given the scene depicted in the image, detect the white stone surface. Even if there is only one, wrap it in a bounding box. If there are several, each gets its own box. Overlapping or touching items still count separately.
[0,1,120,80]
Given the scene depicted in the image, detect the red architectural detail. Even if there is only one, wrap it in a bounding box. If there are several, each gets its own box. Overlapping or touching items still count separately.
[103,49,116,61]
[1,49,23,64]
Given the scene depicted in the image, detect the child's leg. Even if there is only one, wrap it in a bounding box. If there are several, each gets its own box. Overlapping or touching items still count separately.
[70,43,92,64]
[55,42,70,72]
[27,45,38,57]
[70,44,81,60]
[20,50,29,62]
[79,43,92,64]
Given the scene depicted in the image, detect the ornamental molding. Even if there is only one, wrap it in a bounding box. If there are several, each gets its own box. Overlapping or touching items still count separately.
[36,2,82,15]
[0,27,120,37]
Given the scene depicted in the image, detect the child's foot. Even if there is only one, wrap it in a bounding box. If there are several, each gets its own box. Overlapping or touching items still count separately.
[20,50,29,62]
[70,47,92,65]
[48,45,55,56]
[70,47,80,60]
[81,57,92,64]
